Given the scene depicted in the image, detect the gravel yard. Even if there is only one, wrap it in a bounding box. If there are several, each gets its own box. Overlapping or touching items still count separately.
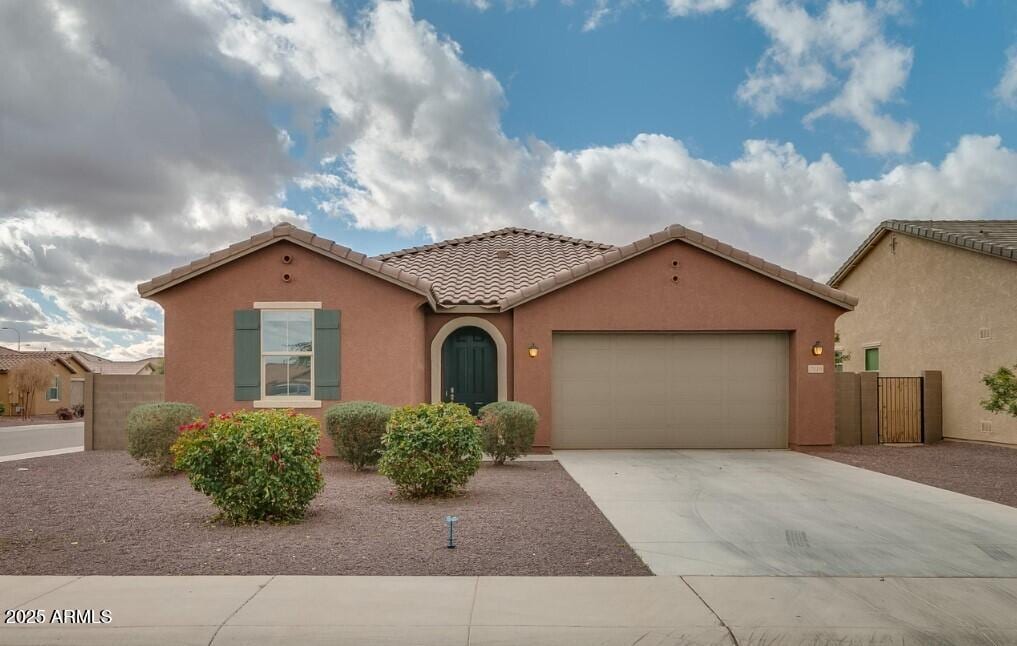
[0,451,648,576]
[804,441,1017,508]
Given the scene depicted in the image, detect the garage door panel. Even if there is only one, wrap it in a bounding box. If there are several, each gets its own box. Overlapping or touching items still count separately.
[552,333,788,449]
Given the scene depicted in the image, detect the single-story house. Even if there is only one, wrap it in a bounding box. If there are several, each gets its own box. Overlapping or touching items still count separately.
[0,349,86,417]
[829,219,1017,446]
[139,223,856,451]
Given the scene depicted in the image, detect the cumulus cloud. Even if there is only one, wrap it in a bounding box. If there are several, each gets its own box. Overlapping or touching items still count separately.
[0,0,304,357]
[739,0,916,155]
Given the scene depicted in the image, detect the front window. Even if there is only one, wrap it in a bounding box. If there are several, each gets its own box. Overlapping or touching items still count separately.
[864,347,880,372]
[47,376,60,401]
[262,310,313,399]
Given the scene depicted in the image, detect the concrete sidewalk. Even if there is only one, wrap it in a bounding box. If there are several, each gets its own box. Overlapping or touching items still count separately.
[2,575,1016,645]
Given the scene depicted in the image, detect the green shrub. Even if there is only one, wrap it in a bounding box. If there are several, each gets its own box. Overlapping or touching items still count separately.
[478,401,538,465]
[0,403,5,415]
[378,403,483,498]
[171,409,324,523]
[126,402,201,473]
[325,401,393,470]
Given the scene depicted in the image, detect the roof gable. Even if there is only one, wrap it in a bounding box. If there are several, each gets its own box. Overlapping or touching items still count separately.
[138,223,436,305]
[498,224,857,310]
[829,220,1017,288]
[376,228,611,307]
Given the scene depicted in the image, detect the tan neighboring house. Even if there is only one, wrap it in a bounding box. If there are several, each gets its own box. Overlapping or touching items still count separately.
[0,346,158,417]
[0,349,88,416]
[830,220,1017,446]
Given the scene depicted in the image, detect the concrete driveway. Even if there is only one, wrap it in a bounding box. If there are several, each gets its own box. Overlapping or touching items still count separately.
[0,422,83,461]
[556,449,1017,577]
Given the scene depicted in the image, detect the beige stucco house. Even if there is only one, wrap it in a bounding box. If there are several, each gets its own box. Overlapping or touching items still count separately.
[830,220,1017,446]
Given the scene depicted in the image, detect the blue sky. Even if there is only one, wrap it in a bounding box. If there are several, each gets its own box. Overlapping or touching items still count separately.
[2,0,1017,357]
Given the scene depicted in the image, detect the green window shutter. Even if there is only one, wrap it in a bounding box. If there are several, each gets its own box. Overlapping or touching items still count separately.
[234,310,261,401]
[314,309,341,401]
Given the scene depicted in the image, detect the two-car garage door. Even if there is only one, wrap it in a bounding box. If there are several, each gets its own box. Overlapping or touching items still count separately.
[552,333,788,449]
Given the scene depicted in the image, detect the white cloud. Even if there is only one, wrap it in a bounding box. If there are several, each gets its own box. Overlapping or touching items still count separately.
[665,0,735,16]
[996,46,1017,109]
[739,0,916,155]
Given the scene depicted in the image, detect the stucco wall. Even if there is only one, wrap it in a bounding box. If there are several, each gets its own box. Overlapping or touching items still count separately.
[836,233,1017,445]
[149,241,429,453]
[512,240,846,448]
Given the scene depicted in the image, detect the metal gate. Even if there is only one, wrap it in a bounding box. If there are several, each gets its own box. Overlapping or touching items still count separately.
[878,377,924,443]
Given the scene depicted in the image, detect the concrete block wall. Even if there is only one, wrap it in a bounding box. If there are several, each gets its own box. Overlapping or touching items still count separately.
[84,374,165,450]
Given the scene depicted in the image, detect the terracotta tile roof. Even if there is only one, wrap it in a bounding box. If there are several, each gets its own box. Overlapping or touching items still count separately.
[829,220,1017,287]
[139,222,855,310]
[498,224,858,310]
[0,352,78,373]
[375,228,612,306]
[137,223,436,306]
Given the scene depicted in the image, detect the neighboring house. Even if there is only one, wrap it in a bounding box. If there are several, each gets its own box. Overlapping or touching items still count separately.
[73,352,159,375]
[829,220,1017,446]
[139,222,856,451]
[0,347,158,416]
[0,350,86,417]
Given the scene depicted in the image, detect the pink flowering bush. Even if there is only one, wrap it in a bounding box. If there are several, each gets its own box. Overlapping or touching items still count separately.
[171,409,324,523]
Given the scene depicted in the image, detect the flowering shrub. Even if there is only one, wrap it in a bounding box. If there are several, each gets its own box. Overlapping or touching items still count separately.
[378,403,483,498]
[171,409,324,523]
[126,402,201,473]
[324,401,393,471]
[478,401,538,465]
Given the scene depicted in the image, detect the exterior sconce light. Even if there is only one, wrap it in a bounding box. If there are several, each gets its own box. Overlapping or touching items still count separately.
[811,341,823,357]
[527,343,539,358]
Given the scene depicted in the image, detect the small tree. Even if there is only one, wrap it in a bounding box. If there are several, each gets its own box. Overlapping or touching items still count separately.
[982,364,1017,418]
[9,361,53,420]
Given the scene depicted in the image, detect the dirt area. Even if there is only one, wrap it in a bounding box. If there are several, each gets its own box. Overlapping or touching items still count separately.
[804,441,1017,508]
[0,415,79,428]
[0,452,649,576]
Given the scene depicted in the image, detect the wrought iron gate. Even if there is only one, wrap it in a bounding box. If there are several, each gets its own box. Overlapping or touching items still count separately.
[877,377,924,443]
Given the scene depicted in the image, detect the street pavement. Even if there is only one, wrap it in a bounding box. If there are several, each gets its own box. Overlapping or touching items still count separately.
[0,423,83,462]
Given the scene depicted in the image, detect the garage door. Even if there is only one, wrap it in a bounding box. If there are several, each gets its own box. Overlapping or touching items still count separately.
[552,333,788,449]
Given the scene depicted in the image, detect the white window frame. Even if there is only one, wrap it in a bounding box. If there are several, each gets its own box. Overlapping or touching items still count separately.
[253,306,321,409]
[47,376,60,402]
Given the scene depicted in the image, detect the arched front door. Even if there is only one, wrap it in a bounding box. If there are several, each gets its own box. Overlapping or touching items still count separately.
[442,326,497,414]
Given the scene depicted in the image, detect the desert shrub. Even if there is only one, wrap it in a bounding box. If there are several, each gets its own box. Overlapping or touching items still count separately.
[478,401,539,465]
[325,401,393,470]
[72,403,84,418]
[55,407,74,420]
[378,403,483,498]
[0,403,5,416]
[171,409,324,523]
[126,402,201,473]
[983,364,1017,418]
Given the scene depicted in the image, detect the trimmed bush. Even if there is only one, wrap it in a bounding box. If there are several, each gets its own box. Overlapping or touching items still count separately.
[171,409,324,523]
[55,407,74,420]
[127,402,201,473]
[378,403,483,498]
[478,401,539,465]
[325,401,393,470]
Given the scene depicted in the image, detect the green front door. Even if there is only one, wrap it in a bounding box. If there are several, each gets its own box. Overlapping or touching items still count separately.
[442,326,497,415]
